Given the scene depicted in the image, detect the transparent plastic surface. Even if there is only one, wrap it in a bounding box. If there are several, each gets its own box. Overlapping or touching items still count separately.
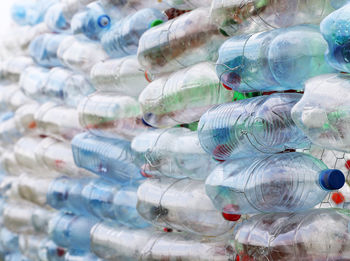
[1,57,34,83]
[44,3,70,33]
[165,0,212,10]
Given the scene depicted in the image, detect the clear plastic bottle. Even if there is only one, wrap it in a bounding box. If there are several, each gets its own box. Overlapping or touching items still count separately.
[331,0,350,9]
[61,0,96,21]
[291,74,350,152]
[1,151,22,177]
[0,228,19,254]
[78,92,149,140]
[49,212,99,251]
[65,249,102,261]
[34,102,84,141]
[90,223,234,261]
[210,0,334,37]
[131,128,217,180]
[35,137,93,177]
[137,177,234,236]
[3,203,54,234]
[137,8,227,74]
[101,8,167,58]
[4,252,29,261]
[164,0,212,10]
[216,25,335,92]
[139,62,233,128]
[29,33,66,68]
[198,93,308,161]
[71,132,143,182]
[206,152,345,214]
[1,56,34,82]
[44,3,70,33]
[57,35,109,75]
[233,209,350,261]
[320,3,350,73]
[90,55,149,97]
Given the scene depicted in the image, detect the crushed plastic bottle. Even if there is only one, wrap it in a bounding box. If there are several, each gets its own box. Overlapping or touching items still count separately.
[216,25,334,92]
[131,128,218,180]
[78,92,149,140]
[57,35,109,74]
[210,0,334,36]
[90,55,149,97]
[137,177,234,236]
[29,33,66,68]
[139,62,233,128]
[198,93,308,161]
[137,8,227,74]
[292,73,350,152]
[71,132,143,182]
[101,8,167,58]
[233,209,350,260]
[90,223,235,261]
[320,3,350,73]
[206,152,345,214]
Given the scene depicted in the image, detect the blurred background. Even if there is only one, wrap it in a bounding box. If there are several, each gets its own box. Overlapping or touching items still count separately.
[0,2,13,37]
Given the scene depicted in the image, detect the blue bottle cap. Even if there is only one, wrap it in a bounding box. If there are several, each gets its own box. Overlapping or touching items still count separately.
[319,169,345,191]
[97,15,111,28]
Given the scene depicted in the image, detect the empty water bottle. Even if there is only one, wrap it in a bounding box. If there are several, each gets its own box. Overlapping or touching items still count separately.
[101,8,167,58]
[198,93,307,161]
[90,223,234,261]
[3,203,54,234]
[131,128,218,180]
[164,0,212,9]
[1,151,22,177]
[19,66,49,103]
[61,0,96,21]
[29,33,66,67]
[137,177,234,236]
[233,209,350,260]
[90,56,149,97]
[291,73,350,152]
[49,212,98,251]
[321,3,350,73]
[139,62,233,128]
[57,35,109,75]
[210,0,334,37]
[1,56,34,82]
[11,0,58,26]
[78,92,149,140]
[44,3,70,33]
[206,152,345,214]
[216,25,334,92]
[71,132,143,182]
[34,102,84,141]
[137,8,227,74]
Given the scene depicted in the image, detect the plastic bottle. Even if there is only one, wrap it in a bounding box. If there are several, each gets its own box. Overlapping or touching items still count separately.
[331,0,350,9]
[3,203,54,234]
[164,0,212,10]
[34,102,84,141]
[137,177,234,236]
[57,35,109,75]
[44,3,70,33]
[49,212,98,251]
[35,137,93,177]
[71,132,143,182]
[101,8,167,58]
[291,73,350,152]
[65,250,102,261]
[61,0,96,21]
[78,92,149,140]
[137,8,227,74]
[11,0,58,26]
[216,25,335,92]
[206,152,345,214]
[90,55,149,97]
[139,62,233,128]
[233,209,350,260]
[90,223,234,261]
[29,33,66,68]
[210,0,334,37]
[100,0,170,12]
[1,57,34,82]
[4,252,29,261]
[198,93,308,161]
[131,128,217,180]
[0,228,19,254]
[320,3,350,73]
[1,151,22,177]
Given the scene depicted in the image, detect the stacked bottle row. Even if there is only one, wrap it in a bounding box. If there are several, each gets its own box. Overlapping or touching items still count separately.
[0,0,350,260]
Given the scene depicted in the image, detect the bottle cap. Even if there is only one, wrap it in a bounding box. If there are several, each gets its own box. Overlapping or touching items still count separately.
[319,169,345,190]
[97,15,111,28]
[149,19,164,28]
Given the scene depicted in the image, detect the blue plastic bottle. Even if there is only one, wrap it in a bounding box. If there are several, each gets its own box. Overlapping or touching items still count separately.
[44,3,70,33]
[71,132,143,182]
[29,34,66,68]
[198,93,308,161]
[216,25,335,92]
[49,212,98,251]
[101,8,167,58]
[206,152,345,214]
[321,3,350,73]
